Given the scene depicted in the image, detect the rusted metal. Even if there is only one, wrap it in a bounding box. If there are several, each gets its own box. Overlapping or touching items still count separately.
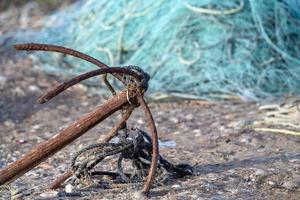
[0,90,131,185]
[38,67,141,103]
[14,43,110,68]
[49,105,136,189]
[49,170,73,190]
[14,43,125,83]
[137,93,159,194]
[0,43,160,195]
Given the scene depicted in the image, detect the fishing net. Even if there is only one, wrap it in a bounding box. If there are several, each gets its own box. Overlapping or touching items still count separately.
[1,0,300,101]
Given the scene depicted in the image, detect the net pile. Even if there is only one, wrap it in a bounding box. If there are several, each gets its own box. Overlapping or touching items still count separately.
[1,0,300,101]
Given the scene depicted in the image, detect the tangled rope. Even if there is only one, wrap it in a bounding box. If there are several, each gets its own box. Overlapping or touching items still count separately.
[2,0,300,100]
[71,128,193,185]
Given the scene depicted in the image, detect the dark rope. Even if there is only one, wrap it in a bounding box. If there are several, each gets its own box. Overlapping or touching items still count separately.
[71,128,193,185]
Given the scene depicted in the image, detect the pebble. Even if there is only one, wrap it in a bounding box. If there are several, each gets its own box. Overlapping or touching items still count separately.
[210,196,227,200]
[137,118,144,124]
[81,101,89,107]
[289,159,300,163]
[31,124,41,130]
[189,194,199,199]
[173,131,181,135]
[0,75,7,86]
[195,133,202,137]
[132,191,147,200]
[57,105,67,110]
[219,126,225,131]
[184,114,193,121]
[28,85,40,92]
[4,119,15,128]
[58,190,81,197]
[239,135,252,144]
[239,135,258,146]
[255,169,266,177]
[0,161,4,168]
[193,129,202,134]
[227,121,241,128]
[65,184,74,193]
[159,140,176,148]
[169,117,179,123]
[13,87,26,97]
[39,163,54,170]
[40,190,58,198]
[171,184,182,189]
[268,180,276,187]
[249,168,267,182]
[73,83,88,92]
[16,139,27,145]
[156,111,165,116]
[227,188,239,195]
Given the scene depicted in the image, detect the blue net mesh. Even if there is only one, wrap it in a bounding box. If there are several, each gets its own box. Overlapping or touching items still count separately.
[1,0,300,101]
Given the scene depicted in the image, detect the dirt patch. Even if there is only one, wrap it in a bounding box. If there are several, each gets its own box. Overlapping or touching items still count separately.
[0,56,299,200]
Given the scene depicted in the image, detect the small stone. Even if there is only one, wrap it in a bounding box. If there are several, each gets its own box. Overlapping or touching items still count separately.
[137,119,144,124]
[169,117,179,123]
[240,135,251,144]
[74,83,88,92]
[81,101,89,107]
[184,114,193,120]
[171,184,182,188]
[39,163,54,170]
[132,191,147,200]
[289,159,300,163]
[57,105,67,110]
[227,121,240,128]
[249,168,267,182]
[268,180,276,186]
[211,196,227,200]
[31,124,41,130]
[159,140,176,148]
[193,129,202,134]
[13,87,26,97]
[195,133,202,137]
[4,119,15,128]
[173,131,181,135]
[219,126,225,131]
[28,85,40,92]
[255,169,266,177]
[65,184,74,193]
[16,139,27,145]
[0,161,4,168]
[58,190,81,197]
[40,190,58,198]
[227,188,239,194]
[239,135,258,146]
[0,75,7,86]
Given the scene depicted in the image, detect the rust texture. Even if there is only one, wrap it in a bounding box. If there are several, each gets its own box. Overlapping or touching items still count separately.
[49,105,135,190]
[0,90,130,185]
[0,43,159,195]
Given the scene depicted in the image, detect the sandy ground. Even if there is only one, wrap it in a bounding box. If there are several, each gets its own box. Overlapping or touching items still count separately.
[0,3,300,200]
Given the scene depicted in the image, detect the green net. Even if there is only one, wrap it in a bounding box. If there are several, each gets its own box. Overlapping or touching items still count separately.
[1,0,300,101]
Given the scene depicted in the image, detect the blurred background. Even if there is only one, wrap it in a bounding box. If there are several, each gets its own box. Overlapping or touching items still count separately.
[0,1,300,199]
[1,0,300,102]
[0,0,74,12]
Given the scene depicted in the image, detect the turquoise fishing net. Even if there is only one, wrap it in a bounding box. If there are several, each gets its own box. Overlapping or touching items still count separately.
[1,0,300,101]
